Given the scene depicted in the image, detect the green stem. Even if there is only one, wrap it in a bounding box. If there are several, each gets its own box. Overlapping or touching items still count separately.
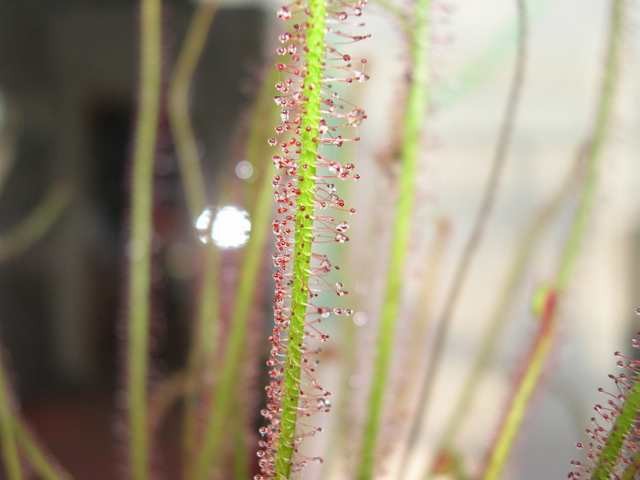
[484,0,623,475]
[181,245,219,468]
[15,423,72,480]
[273,2,326,477]
[167,3,219,468]
[556,0,622,292]
[590,381,640,479]
[168,3,217,217]
[0,182,71,262]
[405,0,526,473]
[127,0,161,478]
[437,143,585,453]
[481,290,557,480]
[591,380,640,480]
[190,70,279,479]
[0,358,21,480]
[357,0,429,478]
[0,361,69,480]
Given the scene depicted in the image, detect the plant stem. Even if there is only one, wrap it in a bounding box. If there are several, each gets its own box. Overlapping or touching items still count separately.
[436,142,585,455]
[189,69,279,479]
[0,181,71,262]
[168,2,217,218]
[483,1,622,475]
[0,362,70,480]
[357,0,429,478]
[581,18,630,478]
[127,0,161,478]
[272,1,326,476]
[591,379,640,479]
[167,3,219,468]
[0,357,21,480]
[15,423,72,480]
[388,219,449,476]
[556,0,622,293]
[403,0,526,472]
[481,289,557,480]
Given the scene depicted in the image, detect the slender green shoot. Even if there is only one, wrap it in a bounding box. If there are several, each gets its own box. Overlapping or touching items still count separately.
[271,1,326,476]
[0,182,71,262]
[591,380,640,479]
[436,142,585,454]
[15,423,72,480]
[168,2,217,218]
[357,0,429,478]
[0,357,21,480]
[555,0,623,292]
[127,0,161,478]
[167,3,220,467]
[484,1,623,475]
[481,290,557,480]
[404,0,526,474]
[189,69,279,480]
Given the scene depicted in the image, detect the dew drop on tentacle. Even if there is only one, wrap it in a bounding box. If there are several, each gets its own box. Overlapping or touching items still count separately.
[277,6,292,20]
[335,282,349,296]
[335,222,349,233]
[335,232,349,243]
[316,397,331,411]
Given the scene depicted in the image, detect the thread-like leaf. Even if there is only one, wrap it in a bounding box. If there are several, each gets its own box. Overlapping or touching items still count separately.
[190,69,279,479]
[256,0,369,477]
[358,0,429,477]
[569,333,640,479]
[481,290,557,480]
[0,356,21,480]
[485,1,623,475]
[126,1,162,478]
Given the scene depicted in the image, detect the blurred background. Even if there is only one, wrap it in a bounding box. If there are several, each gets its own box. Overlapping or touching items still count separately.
[0,0,638,479]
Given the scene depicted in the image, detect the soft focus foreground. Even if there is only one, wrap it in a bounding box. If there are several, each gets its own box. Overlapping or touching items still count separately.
[0,1,638,480]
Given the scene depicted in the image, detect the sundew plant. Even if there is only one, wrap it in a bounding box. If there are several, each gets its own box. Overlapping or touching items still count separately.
[0,0,638,480]
[256,0,369,477]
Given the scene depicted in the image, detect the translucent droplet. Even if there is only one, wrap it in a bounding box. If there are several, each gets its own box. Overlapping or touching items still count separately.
[317,397,331,410]
[235,160,254,180]
[335,282,348,296]
[335,232,349,243]
[354,71,367,83]
[277,6,292,20]
[347,108,366,126]
[336,222,349,233]
[635,306,640,316]
[279,32,291,43]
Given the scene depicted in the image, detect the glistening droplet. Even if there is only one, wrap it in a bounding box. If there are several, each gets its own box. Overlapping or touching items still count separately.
[194,207,214,244]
